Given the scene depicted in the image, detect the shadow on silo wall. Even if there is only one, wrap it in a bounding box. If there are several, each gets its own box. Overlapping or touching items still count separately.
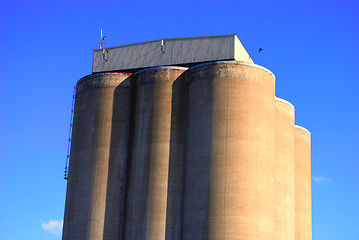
[103,76,133,240]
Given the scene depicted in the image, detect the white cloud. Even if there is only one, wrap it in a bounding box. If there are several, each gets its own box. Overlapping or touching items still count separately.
[42,219,63,236]
[313,176,332,183]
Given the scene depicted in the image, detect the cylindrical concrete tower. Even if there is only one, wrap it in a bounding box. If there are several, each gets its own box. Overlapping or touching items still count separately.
[62,72,131,240]
[180,61,276,239]
[103,77,133,240]
[165,73,188,240]
[180,64,214,239]
[295,125,312,240]
[123,67,187,240]
[274,97,295,240]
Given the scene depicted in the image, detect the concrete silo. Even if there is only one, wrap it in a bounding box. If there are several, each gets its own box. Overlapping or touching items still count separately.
[123,67,187,240]
[62,72,131,240]
[274,97,295,240]
[206,62,276,240]
[166,61,276,239]
[295,125,312,240]
[62,35,312,240]
[102,76,133,240]
[165,72,188,240]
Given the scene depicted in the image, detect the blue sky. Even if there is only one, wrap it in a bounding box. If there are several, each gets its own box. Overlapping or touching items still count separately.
[1,0,358,239]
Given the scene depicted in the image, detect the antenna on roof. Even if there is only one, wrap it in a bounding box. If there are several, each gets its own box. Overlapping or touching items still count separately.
[100,28,106,49]
[100,28,108,61]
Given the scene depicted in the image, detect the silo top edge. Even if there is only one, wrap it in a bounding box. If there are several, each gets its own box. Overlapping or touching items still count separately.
[77,72,132,85]
[188,61,275,78]
[275,97,295,110]
[295,125,311,135]
[133,66,189,76]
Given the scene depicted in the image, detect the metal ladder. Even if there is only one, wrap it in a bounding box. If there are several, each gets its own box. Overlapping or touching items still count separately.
[64,86,76,180]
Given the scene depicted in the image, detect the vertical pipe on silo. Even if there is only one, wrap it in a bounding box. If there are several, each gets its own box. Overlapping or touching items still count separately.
[295,125,312,240]
[123,67,187,240]
[274,97,295,240]
[183,62,276,239]
[62,73,130,240]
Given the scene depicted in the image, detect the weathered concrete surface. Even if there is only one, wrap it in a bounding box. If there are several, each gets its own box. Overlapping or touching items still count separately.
[103,77,133,240]
[165,74,188,240]
[295,126,312,240]
[182,65,214,240]
[208,62,276,240]
[123,67,187,240]
[274,98,295,240]
[166,62,276,239]
[63,60,312,240]
[62,73,130,240]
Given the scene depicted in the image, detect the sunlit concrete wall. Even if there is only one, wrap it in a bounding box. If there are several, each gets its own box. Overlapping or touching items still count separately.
[167,62,276,239]
[274,98,295,240]
[295,125,312,240]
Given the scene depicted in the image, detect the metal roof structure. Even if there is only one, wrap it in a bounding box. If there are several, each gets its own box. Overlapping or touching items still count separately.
[92,34,254,73]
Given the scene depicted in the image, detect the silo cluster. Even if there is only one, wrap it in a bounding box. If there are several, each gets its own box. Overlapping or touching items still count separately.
[62,60,311,240]
[62,35,312,240]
